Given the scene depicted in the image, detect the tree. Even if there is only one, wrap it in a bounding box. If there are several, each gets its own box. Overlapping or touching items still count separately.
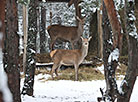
[3,0,21,102]
[89,11,98,56]
[98,0,138,102]
[22,0,39,96]
[22,4,28,74]
[117,0,138,101]
[101,1,117,101]
[40,4,47,53]
[0,1,6,102]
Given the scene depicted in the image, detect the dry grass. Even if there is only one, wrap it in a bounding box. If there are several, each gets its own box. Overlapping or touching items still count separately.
[21,62,127,81]
[35,66,105,81]
[116,63,127,75]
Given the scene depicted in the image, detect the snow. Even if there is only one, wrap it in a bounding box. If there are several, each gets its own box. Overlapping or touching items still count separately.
[108,48,119,63]
[97,64,104,74]
[21,74,105,102]
[21,72,138,102]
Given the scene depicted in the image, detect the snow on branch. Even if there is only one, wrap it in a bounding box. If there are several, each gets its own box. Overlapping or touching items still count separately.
[108,48,119,63]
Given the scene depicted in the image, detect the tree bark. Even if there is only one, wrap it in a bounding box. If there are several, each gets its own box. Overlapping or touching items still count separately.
[101,0,138,101]
[0,92,3,102]
[117,0,138,101]
[3,0,21,102]
[0,0,6,49]
[97,5,103,58]
[102,2,119,101]
[89,11,98,56]
[103,0,123,50]
[22,0,39,96]
[0,1,5,101]
[23,4,28,74]
[40,4,47,53]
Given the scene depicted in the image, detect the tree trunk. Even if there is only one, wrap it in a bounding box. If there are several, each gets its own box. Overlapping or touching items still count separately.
[102,2,119,101]
[40,4,46,53]
[23,4,28,74]
[0,1,6,101]
[22,0,39,96]
[3,0,21,102]
[0,0,6,49]
[0,92,3,102]
[117,0,138,101]
[97,5,103,59]
[103,0,123,50]
[89,11,98,56]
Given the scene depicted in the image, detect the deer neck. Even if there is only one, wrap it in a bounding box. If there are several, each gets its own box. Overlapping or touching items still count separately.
[77,23,83,36]
[80,45,88,59]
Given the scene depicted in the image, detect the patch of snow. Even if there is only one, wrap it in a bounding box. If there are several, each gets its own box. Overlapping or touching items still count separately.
[107,39,113,45]
[97,64,104,75]
[108,48,119,63]
[21,74,105,102]
[21,73,138,102]
[21,63,138,102]
[42,0,46,2]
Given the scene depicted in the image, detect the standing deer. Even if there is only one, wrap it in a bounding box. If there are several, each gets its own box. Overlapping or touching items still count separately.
[50,36,92,81]
[47,16,85,50]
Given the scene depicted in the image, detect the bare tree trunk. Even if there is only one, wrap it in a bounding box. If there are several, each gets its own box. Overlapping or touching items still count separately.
[22,0,39,96]
[3,0,21,101]
[97,5,103,59]
[102,2,119,101]
[100,0,138,102]
[103,0,123,50]
[102,0,123,101]
[23,4,28,74]
[0,1,6,101]
[40,4,46,53]
[117,0,138,101]
[89,11,98,55]
[36,6,40,53]
[0,92,3,102]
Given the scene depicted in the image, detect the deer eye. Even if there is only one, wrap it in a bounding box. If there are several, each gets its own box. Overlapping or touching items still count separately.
[84,42,88,45]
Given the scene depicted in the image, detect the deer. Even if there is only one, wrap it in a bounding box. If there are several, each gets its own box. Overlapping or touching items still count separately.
[47,16,85,50]
[50,36,92,81]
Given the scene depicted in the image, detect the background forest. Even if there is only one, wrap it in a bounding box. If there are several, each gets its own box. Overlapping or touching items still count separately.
[0,0,138,102]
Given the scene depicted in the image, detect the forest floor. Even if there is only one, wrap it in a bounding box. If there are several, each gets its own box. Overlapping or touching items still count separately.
[21,63,138,102]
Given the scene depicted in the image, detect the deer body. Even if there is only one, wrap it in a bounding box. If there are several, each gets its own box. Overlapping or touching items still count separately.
[50,37,92,81]
[47,16,85,50]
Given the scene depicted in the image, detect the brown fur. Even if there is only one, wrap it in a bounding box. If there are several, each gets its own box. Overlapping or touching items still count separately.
[50,37,92,81]
[47,16,85,50]
[50,49,57,58]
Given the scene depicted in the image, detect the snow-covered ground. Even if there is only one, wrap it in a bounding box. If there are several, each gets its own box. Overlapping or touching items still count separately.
[21,72,138,102]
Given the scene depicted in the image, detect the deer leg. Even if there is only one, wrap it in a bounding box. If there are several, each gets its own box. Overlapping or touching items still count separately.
[74,64,79,81]
[51,63,59,79]
[50,41,54,50]
[71,42,75,49]
[50,38,56,50]
[55,64,61,77]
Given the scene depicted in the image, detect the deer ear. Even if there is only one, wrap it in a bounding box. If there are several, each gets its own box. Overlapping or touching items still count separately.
[80,36,84,41]
[88,36,92,41]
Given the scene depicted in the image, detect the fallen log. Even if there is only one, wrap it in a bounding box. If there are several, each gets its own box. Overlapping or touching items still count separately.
[36,59,103,69]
